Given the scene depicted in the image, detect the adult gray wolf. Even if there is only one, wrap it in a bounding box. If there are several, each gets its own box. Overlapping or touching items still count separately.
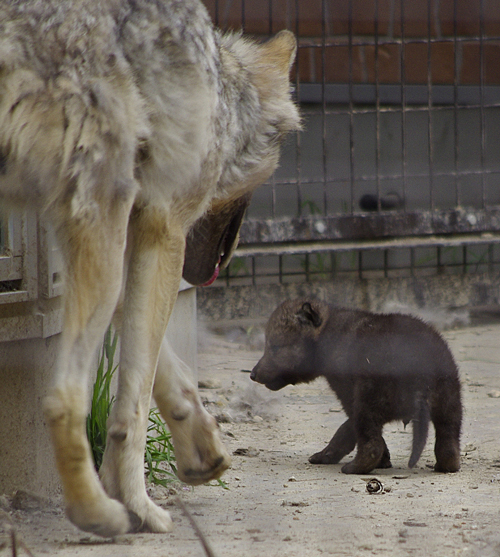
[0,0,300,537]
[251,300,462,474]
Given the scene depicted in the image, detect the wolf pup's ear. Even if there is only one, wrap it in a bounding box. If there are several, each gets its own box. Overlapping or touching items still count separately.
[260,30,297,74]
[297,302,322,328]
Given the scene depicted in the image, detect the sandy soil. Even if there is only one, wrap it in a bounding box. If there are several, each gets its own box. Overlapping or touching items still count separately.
[2,319,500,557]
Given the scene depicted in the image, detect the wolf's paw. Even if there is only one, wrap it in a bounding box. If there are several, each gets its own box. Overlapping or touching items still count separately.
[309,450,342,465]
[99,453,173,532]
[177,450,231,485]
[378,451,392,469]
[66,494,134,538]
[341,460,376,475]
[434,458,460,473]
[171,409,231,486]
[434,442,461,473]
[136,499,173,533]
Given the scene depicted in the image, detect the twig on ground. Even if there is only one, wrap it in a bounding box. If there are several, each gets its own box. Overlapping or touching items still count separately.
[10,529,16,557]
[175,497,217,557]
[9,527,35,557]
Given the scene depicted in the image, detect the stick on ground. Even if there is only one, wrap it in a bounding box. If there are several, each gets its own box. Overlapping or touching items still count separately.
[175,497,217,557]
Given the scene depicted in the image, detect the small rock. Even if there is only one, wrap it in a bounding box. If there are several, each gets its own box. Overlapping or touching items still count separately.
[0,496,10,511]
[233,447,259,457]
[488,390,500,398]
[366,478,384,494]
[11,490,52,512]
[0,510,13,531]
[198,379,222,389]
[215,412,232,424]
[281,500,309,507]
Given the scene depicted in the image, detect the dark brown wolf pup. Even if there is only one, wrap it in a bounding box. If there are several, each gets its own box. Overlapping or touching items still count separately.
[251,299,462,474]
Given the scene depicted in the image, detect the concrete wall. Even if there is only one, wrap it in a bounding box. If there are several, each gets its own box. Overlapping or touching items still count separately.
[197,271,500,324]
[0,334,61,497]
[0,286,197,498]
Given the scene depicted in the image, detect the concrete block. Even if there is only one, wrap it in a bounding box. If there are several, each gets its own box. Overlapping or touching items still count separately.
[0,285,197,497]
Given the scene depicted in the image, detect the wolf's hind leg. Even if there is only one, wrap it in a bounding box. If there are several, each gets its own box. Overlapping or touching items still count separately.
[341,434,387,474]
[341,410,387,474]
[432,377,462,473]
[152,338,231,485]
[378,440,392,468]
[99,209,185,533]
[44,197,135,537]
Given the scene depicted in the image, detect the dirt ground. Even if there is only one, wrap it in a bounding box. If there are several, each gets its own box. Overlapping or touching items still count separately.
[3,315,500,557]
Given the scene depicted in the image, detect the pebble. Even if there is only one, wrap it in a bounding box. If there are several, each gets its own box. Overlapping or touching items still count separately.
[11,490,52,512]
[198,378,222,389]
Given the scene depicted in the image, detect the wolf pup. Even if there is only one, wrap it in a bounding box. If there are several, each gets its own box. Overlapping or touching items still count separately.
[251,300,462,475]
[0,0,300,537]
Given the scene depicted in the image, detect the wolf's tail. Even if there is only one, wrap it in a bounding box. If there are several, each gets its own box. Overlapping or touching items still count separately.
[408,396,430,468]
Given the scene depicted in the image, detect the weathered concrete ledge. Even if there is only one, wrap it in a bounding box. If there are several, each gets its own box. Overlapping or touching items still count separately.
[0,285,197,498]
[197,272,500,323]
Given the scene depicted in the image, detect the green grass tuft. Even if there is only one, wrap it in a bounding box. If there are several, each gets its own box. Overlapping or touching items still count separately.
[145,407,178,487]
[86,328,227,490]
[86,327,118,471]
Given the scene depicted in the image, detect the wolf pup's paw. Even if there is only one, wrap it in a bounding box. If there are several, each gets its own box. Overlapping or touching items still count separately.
[309,450,343,465]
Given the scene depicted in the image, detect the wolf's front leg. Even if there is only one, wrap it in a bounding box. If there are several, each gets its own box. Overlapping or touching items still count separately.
[153,338,231,485]
[309,418,357,464]
[44,197,135,537]
[99,209,186,533]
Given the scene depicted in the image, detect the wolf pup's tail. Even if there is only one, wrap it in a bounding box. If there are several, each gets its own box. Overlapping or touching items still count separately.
[408,396,430,468]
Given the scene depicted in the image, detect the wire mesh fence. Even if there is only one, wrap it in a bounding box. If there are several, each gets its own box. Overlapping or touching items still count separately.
[202,0,500,287]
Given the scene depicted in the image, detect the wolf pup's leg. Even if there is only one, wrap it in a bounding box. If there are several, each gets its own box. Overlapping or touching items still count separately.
[153,338,231,484]
[431,377,462,473]
[341,407,388,474]
[309,419,357,464]
[44,196,135,538]
[99,208,186,533]
[341,434,388,474]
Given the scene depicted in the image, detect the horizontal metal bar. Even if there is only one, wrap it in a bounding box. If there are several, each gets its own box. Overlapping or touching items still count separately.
[239,208,500,245]
[266,169,500,189]
[298,36,500,49]
[235,232,500,258]
[299,84,500,105]
[322,103,500,115]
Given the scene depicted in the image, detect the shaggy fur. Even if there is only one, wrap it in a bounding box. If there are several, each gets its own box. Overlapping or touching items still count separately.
[0,0,300,537]
[251,300,462,475]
